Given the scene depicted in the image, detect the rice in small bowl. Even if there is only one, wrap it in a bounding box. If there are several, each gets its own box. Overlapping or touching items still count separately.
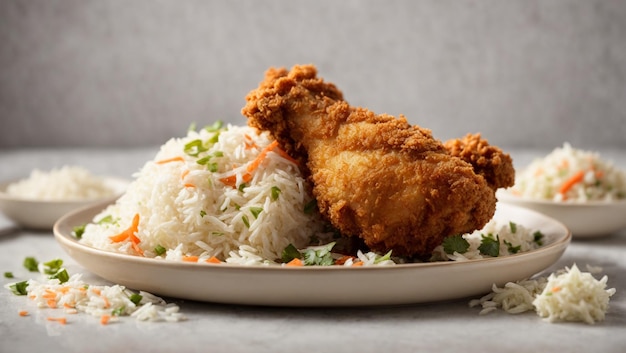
[499,143,626,237]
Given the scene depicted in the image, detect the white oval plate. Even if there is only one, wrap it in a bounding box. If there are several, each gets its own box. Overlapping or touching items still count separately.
[0,177,129,230]
[497,190,626,238]
[54,202,570,307]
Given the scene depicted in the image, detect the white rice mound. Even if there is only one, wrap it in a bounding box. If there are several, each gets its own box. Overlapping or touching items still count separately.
[512,143,626,202]
[6,166,115,201]
[431,218,542,261]
[20,274,185,323]
[470,264,616,324]
[79,124,327,264]
[533,264,616,324]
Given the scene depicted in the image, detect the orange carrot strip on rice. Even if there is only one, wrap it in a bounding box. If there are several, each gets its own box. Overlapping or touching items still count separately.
[18,310,29,317]
[47,299,58,308]
[286,258,303,267]
[181,169,190,180]
[273,145,298,165]
[156,156,185,165]
[559,170,585,197]
[206,256,221,264]
[100,315,111,325]
[109,213,141,245]
[182,255,199,262]
[352,261,364,267]
[246,140,279,173]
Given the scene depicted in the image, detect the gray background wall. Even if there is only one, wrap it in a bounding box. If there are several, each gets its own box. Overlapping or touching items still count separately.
[1,0,625,150]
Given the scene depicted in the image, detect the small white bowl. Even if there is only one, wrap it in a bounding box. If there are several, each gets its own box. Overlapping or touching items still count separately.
[0,177,128,230]
[497,189,626,238]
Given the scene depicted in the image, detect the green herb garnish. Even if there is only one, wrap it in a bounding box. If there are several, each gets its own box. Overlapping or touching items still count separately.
[302,242,335,266]
[504,240,521,254]
[154,245,166,256]
[50,269,69,283]
[112,306,126,316]
[204,120,223,132]
[9,281,29,296]
[23,257,38,272]
[303,200,317,214]
[478,234,500,257]
[271,186,281,201]
[374,250,393,264]
[42,259,63,275]
[72,224,86,239]
[509,221,517,234]
[281,244,302,263]
[533,231,544,246]
[4,272,14,278]
[249,207,263,219]
[442,235,470,254]
[98,215,115,224]
[129,293,143,305]
[242,215,250,228]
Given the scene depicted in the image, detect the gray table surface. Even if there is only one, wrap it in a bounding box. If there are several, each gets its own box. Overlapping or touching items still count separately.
[1,147,625,353]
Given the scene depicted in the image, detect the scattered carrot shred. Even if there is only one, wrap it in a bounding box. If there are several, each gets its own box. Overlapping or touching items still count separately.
[47,317,67,325]
[559,170,585,198]
[18,310,29,317]
[352,261,364,267]
[182,255,199,262]
[156,156,185,165]
[47,299,57,308]
[184,183,196,188]
[181,169,190,180]
[286,258,304,267]
[206,256,221,264]
[100,315,111,325]
[551,286,561,293]
[246,140,278,174]
[334,255,354,266]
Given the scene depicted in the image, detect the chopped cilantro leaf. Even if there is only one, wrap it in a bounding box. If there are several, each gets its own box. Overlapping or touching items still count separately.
[50,269,69,283]
[302,242,335,266]
[478,233,500,257]
[442,235,470,254]
[4,272,14,278]
[242,215,250,228]
[271,186,281,201]
[129,293,143,305]
[72,224,86,239]
[303,200,317,214]
[42,259,63,275]
[504,240,521,254]
[509,221,517,234]
[281,244,302,263]
[154,245,166,256]
[533,231,544,246]
[249,207,263,219]
[9,281,28,296]
[23,257,38,272]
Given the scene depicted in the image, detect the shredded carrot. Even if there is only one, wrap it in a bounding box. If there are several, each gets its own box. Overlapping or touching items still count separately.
[63,303,74,309]
[182,255,199,262]
[183,183,196,188]
[91,288,102,296]
[109,213,140,243]
[100,315,111,325]
[334,255,354,266]
[181,169,190,180]
[551,286,561,293]
[247,140,278,173]
[559,170,585,197]
[102,296,111,309]
[131,241,144,256]
[47,317,67,325]
[58,286,70,294]
[352,261,364,267]
[286,258,304,267]
[206,256,221,264]
[47,299,57,308]
[156,156,185,165]
[18,310,29,317]
[219,173,252,188]
[273,145,298,165]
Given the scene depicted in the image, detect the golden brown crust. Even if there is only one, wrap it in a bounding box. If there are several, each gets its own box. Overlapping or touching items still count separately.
[242,64,512,258]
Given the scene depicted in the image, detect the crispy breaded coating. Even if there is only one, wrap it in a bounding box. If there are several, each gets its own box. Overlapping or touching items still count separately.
[242,65,513,258]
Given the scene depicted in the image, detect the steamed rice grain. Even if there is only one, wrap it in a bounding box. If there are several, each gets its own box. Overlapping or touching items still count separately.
[80,124,327,263]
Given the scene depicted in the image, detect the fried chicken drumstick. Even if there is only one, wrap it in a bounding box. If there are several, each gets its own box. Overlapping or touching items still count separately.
[242,65,514,258]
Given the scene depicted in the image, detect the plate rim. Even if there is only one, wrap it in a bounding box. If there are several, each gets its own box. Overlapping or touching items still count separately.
[53,201,572,273]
